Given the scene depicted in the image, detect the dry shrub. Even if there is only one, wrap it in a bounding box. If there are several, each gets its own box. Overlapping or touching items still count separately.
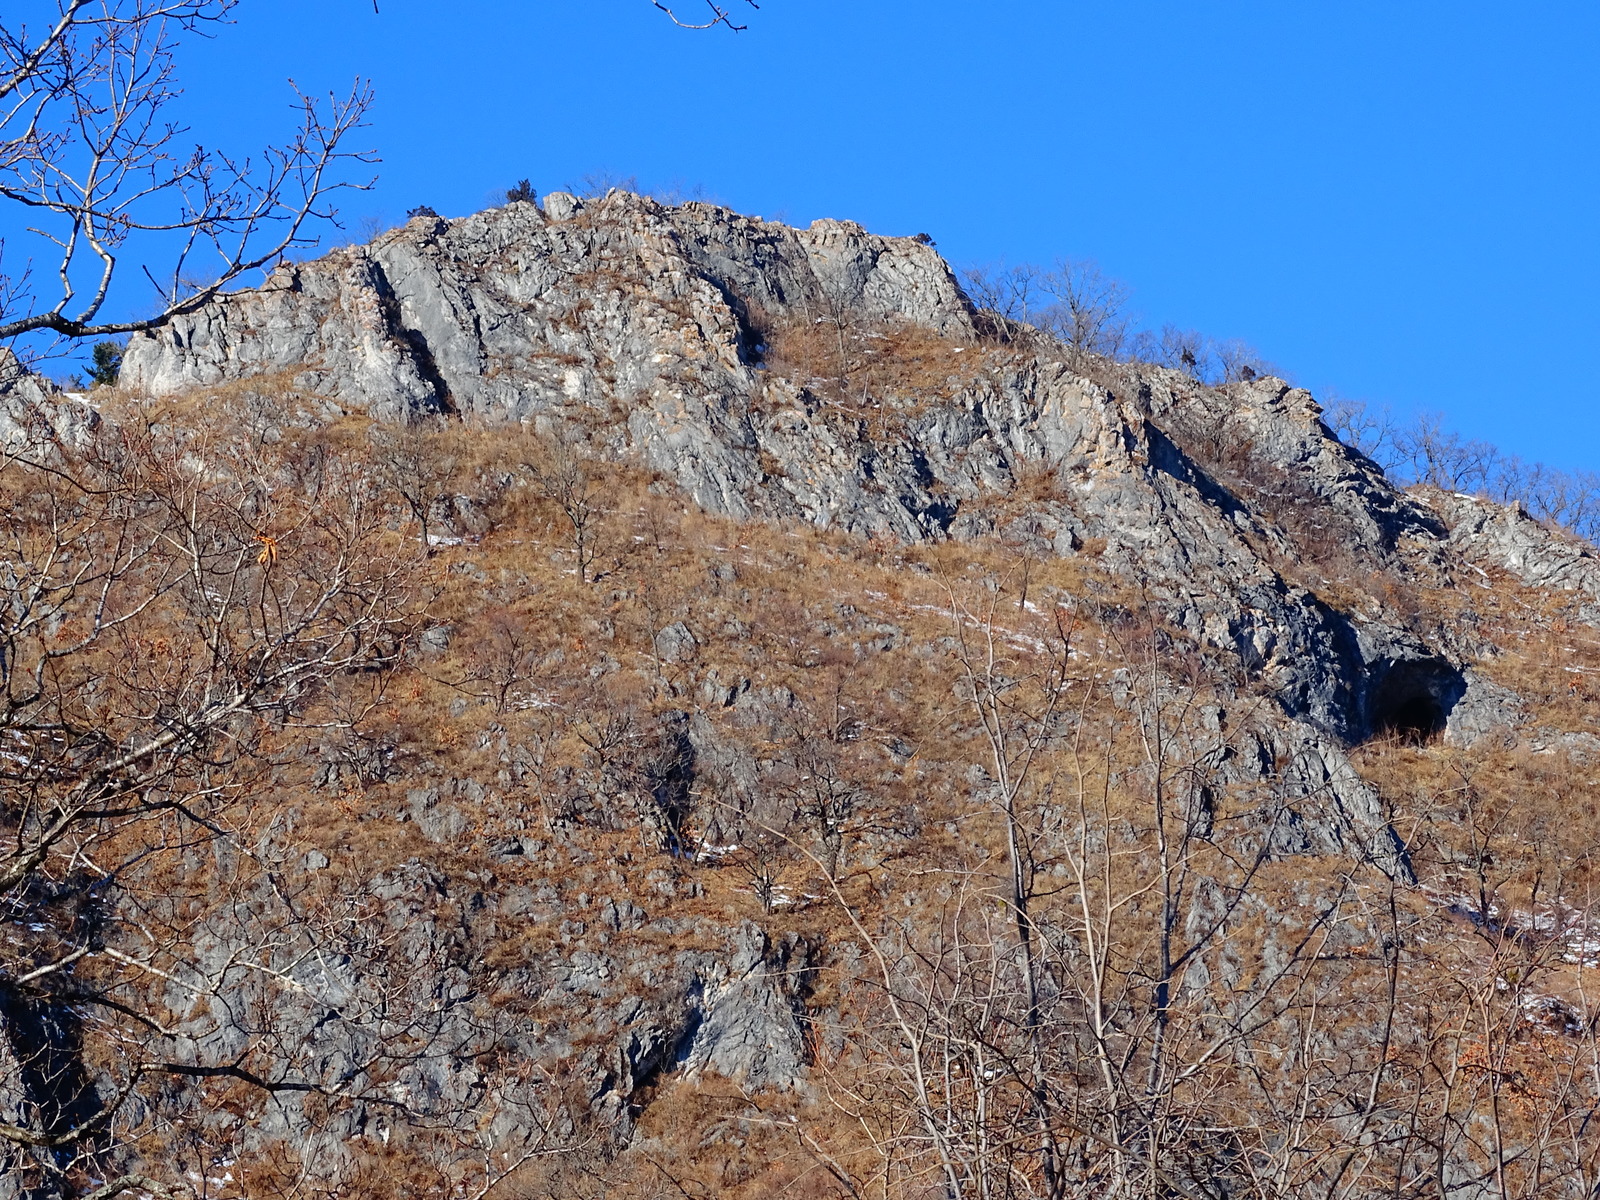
[749,305,983,422]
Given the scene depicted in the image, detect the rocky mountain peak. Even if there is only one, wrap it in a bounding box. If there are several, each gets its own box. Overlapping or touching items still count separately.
[117,190,1580,751]
[6,190,1600,1199]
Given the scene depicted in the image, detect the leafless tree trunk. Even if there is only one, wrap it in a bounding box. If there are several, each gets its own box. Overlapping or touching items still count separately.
[523,435,606,583]
[946,577,1074,1199]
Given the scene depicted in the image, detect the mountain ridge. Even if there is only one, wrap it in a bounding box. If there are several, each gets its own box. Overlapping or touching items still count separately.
[2,189,1600,1199]
[114,189,1586,748]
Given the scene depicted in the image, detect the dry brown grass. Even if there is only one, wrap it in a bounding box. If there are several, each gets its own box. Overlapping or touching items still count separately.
[19,374,1600,1197]
[749,307,987,424]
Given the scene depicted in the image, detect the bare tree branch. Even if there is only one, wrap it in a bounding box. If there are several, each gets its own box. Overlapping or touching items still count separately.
[0,1,375,353]
[650,0,758,32]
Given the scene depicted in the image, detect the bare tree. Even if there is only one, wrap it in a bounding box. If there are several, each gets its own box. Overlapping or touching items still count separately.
[730,829,794,913]
[1393,410,1499,492]
[523,435,606,583]
[1532,466,1600,541]
[944,576,1077,1198]
[1036,258,1132,364]
[1141,324,1211,379]
[1324,393,1402,469]
[964,259,1290,388]
[1325,397,1600,546]
[564,170,642,200]
[1212,336,1274,383]
[455,606,541,715]
[961,262,1047,341]
[0,412,448,1197]
[800,574,1456,1200]
[763,684,872,880]
[370,416,460,555]
[0,1,375,356]
[961,259,1134,364]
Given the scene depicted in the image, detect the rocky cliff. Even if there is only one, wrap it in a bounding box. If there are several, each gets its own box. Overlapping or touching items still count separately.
[2,191,1597,1199]
[123,189,1579,747]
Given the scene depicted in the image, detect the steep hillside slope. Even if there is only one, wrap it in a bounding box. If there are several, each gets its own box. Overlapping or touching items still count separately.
[122,191,1557,746]
[0,192,1597,1200]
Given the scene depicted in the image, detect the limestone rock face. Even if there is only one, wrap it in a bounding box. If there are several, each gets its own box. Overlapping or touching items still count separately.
[675,923,814,1089]
[116,192,1599,770]
[0,351,99,452]
[15,193,1595,1190]
[123,197,973,423]
[120,192,1479,747]
[98,841,818,1182]
[1425,490,1600,621]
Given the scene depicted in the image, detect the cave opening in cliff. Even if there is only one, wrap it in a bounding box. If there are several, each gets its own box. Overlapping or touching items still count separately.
[1367,660,1461,745]
[1377,693,1446,744]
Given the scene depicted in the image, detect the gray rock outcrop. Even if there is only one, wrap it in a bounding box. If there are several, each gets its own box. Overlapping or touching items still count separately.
[0,350,99,454]
[122,197,972,422]
[119,192,1489,747]
[11,190,1591,1195]
[1425,489,1600,621]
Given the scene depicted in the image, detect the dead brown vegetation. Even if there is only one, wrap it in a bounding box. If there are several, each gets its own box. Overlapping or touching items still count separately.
[3,383,1600,1200]
[749,306,987,434]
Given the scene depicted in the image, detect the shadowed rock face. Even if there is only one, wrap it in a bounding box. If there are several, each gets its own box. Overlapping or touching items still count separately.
[1364,657,1465,743]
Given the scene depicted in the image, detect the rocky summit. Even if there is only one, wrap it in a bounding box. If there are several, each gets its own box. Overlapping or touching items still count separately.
[5,191,1600,1199]
[122,192,1584,745]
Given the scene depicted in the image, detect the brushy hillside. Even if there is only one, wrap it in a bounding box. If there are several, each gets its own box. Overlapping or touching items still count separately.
[2,192,1600,1200]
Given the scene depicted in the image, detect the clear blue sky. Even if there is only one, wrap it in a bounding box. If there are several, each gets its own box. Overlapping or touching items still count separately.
[163,3,1600,470]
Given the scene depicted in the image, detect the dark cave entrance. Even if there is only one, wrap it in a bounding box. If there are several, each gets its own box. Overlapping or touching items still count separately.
[1365,659,1464,745]
[1378,692,1446,744]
